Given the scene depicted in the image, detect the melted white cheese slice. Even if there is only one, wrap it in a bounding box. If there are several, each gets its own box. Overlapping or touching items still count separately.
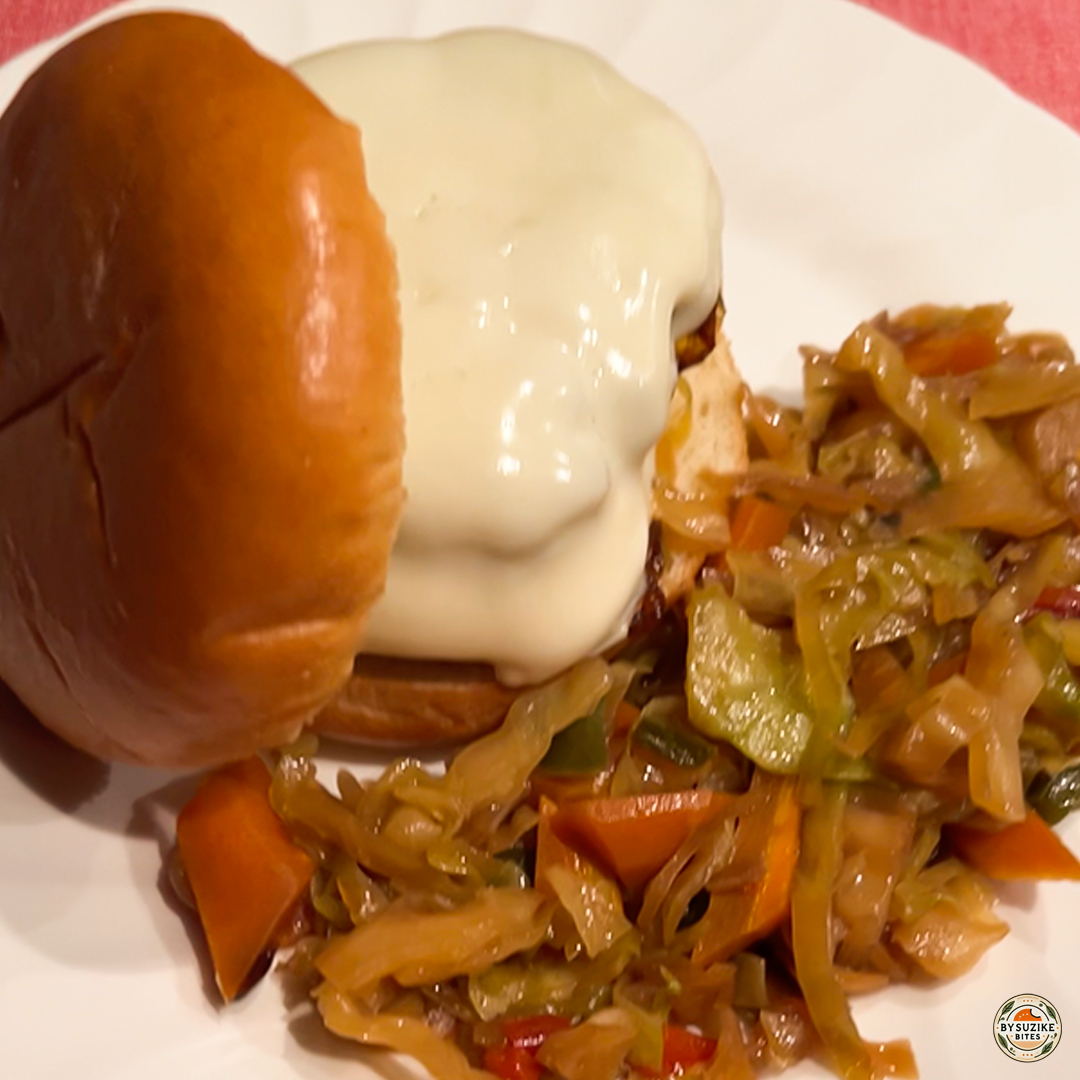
[293,29,723,684]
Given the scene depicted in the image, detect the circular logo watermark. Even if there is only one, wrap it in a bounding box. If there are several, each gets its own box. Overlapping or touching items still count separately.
[994,994,1062,1062]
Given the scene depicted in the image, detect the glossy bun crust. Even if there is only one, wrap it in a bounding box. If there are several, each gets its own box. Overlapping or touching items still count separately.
[0,14,403,767]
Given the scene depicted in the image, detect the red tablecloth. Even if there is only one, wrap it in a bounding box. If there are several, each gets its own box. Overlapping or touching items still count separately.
[0,0,1077,134]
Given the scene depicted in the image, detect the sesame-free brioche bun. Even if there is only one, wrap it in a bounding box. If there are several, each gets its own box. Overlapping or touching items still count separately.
[0,13,403,767]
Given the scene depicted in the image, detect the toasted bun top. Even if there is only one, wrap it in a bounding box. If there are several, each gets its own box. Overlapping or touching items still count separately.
[0,13,403,767]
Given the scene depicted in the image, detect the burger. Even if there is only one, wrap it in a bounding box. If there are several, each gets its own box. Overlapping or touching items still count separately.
[0,13,746,767]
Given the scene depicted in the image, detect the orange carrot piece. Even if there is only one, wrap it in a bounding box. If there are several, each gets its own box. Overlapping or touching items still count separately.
[693,776,801,964]
[904,328,998,377]
[946,811,1080,881]
[741,777,801,936]
[176,757,314,1001]
[728,495,792,552]
[550,790,733,893]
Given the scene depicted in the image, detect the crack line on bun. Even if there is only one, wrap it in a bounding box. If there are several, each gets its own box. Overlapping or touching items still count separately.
[0,351,106,434]
[64,395,116,568]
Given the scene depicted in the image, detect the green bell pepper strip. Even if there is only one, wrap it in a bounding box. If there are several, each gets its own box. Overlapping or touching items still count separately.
[686,585,811,773]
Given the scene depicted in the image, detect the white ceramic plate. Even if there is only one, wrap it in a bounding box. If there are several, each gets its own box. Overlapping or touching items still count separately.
[2,2,1079,1078]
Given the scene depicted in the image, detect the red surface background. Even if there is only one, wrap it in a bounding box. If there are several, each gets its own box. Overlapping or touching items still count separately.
[0,0,1077,133]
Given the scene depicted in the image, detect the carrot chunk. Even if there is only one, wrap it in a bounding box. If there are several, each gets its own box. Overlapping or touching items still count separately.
[746,778,801,931]
[692,776,801,964]
[728,495,792,552]
[550,790,733,893]
[176,756,314,1000]
[904,327,998,377]
[946,810,1080,881]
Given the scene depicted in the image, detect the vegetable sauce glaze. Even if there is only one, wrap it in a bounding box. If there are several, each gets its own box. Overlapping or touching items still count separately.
[294,30,722,683]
